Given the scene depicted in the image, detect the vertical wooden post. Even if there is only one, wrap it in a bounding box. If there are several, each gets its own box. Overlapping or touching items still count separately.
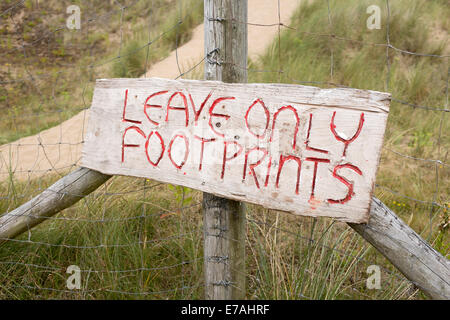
[203,0,247,300]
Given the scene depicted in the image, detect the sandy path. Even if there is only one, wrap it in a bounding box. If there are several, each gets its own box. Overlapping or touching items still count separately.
[0,0,301,181]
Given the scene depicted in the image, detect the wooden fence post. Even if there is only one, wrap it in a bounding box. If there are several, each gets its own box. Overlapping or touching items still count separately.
[1,1,448,300]
[203,0,247,299]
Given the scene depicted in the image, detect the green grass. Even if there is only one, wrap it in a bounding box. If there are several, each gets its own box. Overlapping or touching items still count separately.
[249,0,449,243]
[0,176,205,299]
[0,175,414,299]
[111,0,204,78]
[0,0,204,144]
[245,0,448,299]
[0,0,448,299]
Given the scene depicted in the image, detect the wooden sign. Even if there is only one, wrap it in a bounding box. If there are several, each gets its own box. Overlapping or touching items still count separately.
[82,78,390,223]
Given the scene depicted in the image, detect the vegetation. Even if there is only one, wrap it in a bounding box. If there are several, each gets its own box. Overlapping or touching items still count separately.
[249,0,449,251]
[0,0,204,144]
[0,0,448,299]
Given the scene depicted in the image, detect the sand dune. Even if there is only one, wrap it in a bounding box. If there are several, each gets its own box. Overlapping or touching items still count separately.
[0,0,301,181]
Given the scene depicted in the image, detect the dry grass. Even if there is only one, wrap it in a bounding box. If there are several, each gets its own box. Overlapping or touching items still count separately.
[0,0,448,299]
[0,0,204,144]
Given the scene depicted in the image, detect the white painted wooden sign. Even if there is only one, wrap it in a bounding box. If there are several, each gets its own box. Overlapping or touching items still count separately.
[82,78,390,223]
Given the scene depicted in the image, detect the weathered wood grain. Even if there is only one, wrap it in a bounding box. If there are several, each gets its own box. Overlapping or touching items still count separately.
[203,0,247,300]
[350,197,450,300]
[82,77,390,223]
[0,167,111,245]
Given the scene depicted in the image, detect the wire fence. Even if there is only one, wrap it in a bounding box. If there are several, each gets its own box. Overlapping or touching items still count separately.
[0,0,448,299]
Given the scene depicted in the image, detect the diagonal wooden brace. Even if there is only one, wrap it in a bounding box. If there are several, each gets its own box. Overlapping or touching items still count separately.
[0,167,448,299]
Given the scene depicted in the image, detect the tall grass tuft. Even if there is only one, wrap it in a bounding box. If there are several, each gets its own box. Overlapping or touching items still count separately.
[0,0,448,300]
[112,40,147,78]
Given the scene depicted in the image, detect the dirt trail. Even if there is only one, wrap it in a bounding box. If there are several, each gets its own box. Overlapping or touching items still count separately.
[0,0,301,181]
